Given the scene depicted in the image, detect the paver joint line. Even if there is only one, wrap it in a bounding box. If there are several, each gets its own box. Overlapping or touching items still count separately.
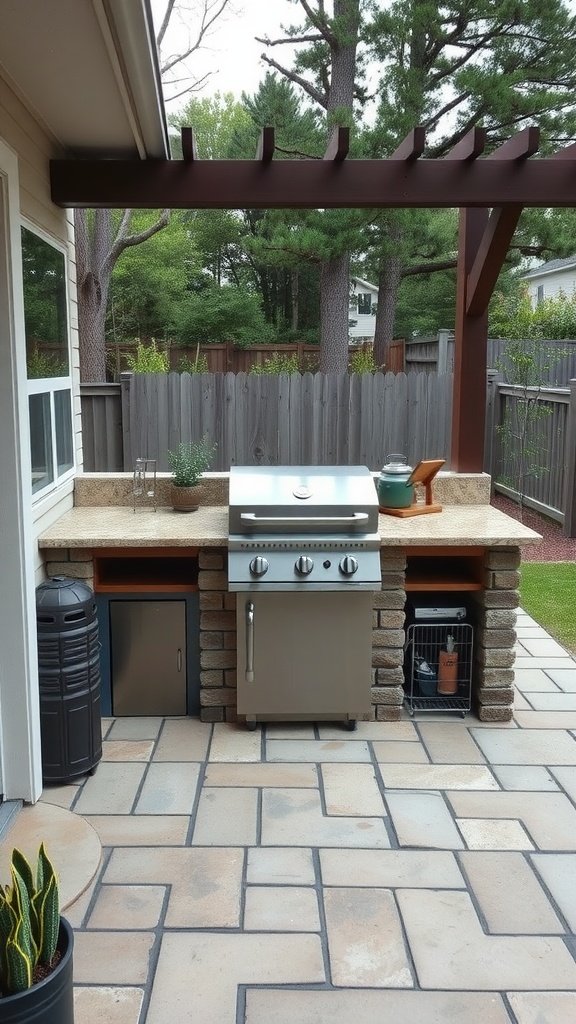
[60,618,576,1023]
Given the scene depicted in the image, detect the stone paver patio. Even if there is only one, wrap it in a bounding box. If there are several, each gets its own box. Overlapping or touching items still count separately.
[27,609,576,1021]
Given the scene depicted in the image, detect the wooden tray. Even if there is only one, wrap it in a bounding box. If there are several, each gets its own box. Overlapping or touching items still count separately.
[379,458,445,517]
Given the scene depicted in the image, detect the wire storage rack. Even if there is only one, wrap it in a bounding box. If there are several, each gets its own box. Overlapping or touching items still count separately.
[404,622,473,717]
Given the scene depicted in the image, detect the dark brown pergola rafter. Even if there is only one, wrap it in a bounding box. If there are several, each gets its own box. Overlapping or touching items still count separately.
[51,124,574,472]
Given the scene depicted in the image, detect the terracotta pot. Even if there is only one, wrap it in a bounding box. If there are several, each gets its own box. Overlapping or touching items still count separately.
[171,483,203,512]
[0,917,74,1024]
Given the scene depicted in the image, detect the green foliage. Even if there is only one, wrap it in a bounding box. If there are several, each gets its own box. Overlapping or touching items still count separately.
[178,353,209,374]
[26,344,68,380]
[108,211,197,343]
[169,92,252,159]
[0,844,59,996]
[125,340,169,373]
[249,353,301,374]
[349,347,378,373]
[168,437,217,487]
[490,287,576,341]
[174,285,274,348]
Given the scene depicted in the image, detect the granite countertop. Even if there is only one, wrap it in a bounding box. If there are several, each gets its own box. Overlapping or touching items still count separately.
[37,504,541,549]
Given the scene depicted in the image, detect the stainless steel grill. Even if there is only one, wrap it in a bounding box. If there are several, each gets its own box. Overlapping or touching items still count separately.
[228,466,381,591]
[228,466,382,729]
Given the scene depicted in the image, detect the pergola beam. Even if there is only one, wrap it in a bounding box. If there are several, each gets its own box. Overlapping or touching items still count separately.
[466,205,524,316]
[324,126,349,162]
[488,126,540,161]
[50,158,576,208]
[390,127,425,161]
[256,127,275,163]
[181,127,198,162]
[444,127,486,161]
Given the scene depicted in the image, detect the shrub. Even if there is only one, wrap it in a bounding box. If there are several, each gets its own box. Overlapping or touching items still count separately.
[125,339,169,373]
[349,347,378,373]
[250,353,301,374]
[174,286,274,348]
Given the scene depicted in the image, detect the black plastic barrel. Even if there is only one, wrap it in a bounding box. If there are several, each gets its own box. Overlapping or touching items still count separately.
[36,576,102,783]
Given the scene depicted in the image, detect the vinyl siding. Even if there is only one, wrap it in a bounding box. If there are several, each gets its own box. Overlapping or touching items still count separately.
[0,73,82,582]
[525,268,576,307]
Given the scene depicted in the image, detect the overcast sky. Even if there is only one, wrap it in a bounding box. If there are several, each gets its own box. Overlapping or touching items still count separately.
[151,0,298,107]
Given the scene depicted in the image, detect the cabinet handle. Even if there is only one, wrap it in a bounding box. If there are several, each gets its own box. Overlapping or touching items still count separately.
[246,601,254,683]
[177,648,182,672]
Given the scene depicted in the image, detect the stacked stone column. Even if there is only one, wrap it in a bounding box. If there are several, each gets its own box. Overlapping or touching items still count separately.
[43,547,94,587]
[198,548,237,723]
[371,548,406,721]
[470,547,520,722]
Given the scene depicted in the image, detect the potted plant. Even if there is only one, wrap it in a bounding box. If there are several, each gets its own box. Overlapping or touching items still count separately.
[168,436,217,512]
[0,843,74,1023]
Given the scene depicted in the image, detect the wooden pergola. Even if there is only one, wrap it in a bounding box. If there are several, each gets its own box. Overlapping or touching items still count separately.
[51,124,576,472]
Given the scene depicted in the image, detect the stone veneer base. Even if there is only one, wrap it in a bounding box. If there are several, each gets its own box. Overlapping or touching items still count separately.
[43,542,520,724]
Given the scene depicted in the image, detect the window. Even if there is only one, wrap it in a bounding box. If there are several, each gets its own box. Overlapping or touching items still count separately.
[357,292,372,315]
[536,284,544,305]
[22,225,73,497]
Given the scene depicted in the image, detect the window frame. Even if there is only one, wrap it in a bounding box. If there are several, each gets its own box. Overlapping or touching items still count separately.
[21,220,75,501]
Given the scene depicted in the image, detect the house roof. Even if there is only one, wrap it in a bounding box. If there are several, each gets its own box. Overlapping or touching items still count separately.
[521,256,576,280]
[0,0,169,159]
[351,276,378,292]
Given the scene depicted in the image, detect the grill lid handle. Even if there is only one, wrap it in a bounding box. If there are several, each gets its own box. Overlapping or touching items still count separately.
[239,512,370,526]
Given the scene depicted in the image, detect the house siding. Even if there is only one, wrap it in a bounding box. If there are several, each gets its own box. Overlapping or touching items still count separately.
[0,74,83,583]
[524,267,576,307]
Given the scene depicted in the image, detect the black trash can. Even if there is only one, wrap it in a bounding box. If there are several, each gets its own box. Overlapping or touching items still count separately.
[36,576,102,783]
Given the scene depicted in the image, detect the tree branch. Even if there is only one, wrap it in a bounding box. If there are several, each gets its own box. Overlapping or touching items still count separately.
[297,0,336,44]
[156,0,177,48]
[255,33,325,46]
[400,259,457,278]
[103,211,170,279]
[160,0,232,75]
[260,53,327,107]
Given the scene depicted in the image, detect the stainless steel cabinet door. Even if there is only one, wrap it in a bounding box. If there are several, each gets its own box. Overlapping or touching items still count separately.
[110,601,186,715]
[236,591,373,717]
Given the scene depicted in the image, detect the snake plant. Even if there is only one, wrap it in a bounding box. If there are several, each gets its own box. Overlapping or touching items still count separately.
[0,844,59,995]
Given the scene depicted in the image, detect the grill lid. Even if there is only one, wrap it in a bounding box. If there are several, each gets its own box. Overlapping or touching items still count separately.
[229,465,379,535]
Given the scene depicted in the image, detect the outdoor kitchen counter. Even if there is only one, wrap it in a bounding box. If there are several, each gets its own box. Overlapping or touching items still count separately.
[37,503,541,549]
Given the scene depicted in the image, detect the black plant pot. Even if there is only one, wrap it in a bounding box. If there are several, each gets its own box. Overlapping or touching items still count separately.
[0,918,74,1023]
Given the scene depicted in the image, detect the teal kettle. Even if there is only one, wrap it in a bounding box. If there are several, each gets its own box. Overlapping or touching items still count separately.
[377,454,415,509]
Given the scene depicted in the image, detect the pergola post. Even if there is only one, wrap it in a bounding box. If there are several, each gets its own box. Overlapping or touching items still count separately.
[451,208,489,471]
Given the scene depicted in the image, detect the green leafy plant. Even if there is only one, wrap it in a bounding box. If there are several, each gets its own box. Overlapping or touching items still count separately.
[0,844,59,996]
[26,344,68,379]
[125,339,169,373]
[349,347,378,373]
[179,341,209,374]
[249,353,301,374]
[168,436,217,487]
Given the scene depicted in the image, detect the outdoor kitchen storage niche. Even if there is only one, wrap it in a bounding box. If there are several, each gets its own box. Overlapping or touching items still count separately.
[228,466,382,730]
[404,598,473,717]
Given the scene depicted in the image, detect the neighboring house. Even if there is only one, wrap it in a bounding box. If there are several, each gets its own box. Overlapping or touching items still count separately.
[0,1,169,803]
[521,256,576,307]
[349,276,378,342]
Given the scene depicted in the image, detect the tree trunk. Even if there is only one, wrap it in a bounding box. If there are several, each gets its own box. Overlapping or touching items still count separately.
[373,254,403,370]
[77,274,111,382]
[75,209,112,383]
[320,254,350,372]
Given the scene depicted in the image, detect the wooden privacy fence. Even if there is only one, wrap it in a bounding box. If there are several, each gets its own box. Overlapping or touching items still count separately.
[119,371,453,473]
[485,374,576,535]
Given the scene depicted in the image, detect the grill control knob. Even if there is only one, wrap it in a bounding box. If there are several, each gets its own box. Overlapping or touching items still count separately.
[295,555,314,575]
[249,555,269,577]
[339,555,359,576]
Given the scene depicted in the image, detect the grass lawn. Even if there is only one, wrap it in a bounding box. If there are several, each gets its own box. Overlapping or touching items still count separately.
[519,562,576,656]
